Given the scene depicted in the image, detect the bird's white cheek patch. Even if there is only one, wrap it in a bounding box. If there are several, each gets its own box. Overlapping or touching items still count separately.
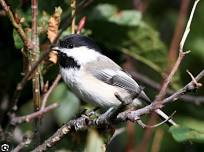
[60,68,80,87]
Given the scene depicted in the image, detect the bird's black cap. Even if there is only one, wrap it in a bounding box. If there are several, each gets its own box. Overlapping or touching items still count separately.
[58,34,102,51]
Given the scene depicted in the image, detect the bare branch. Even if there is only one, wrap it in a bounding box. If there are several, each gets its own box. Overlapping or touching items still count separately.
[179,0,200,51]
[0,0,32,50]
[187,70,202,87]
[155,0,200,102]
[31,0,41,112]
[117,70,204,121]
[11,137,31,152]
[129,71,204,104]
[31,0,41,145]
[31,70,204,152]
[136,111,176,128]
[11,103,59,125]
[167,0,190,66]
[41,74,61,110]
[31,116,89,152]
[71,0,76,34]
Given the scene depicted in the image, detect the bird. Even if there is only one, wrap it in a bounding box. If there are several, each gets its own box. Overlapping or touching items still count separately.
[51,34,177,126]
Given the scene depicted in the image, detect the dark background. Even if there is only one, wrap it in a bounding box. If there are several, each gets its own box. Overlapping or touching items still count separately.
[0,0,204,151]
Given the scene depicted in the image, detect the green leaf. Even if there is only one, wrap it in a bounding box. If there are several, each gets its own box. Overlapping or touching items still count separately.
[169,126,204,143]
[169,117,204,143]
[90,4,117,20]
[85,129,106,152]
[88,20,167,73]
[89,4,141,26]
[49,83,80,124]
[109,10,141,26]
[121,48,162,73]
[191,37,204,59]
[13,29,24,49]
[126,22,167,70]
[88,4,167,73]
[176,117,204,132]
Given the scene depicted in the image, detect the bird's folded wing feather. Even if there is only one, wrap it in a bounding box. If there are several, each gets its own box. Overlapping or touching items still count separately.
[85,55,150,102]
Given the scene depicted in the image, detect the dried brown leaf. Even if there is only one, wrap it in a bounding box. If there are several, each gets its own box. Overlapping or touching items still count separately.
[49,50,58,64]
[47,7,62,43]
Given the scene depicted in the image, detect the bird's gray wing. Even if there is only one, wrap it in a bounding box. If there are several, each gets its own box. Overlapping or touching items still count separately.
[85,55,150,102]
[86,56,177,126]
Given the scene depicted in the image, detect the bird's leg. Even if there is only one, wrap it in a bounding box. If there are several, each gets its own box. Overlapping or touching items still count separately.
[95,89,146,126]
[95,92,133,126]
[95,107,117,126]
[85,107,100,117]
[77,107,99,119]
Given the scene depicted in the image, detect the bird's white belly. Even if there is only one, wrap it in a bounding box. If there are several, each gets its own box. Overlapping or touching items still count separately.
[60,68,129,108]
[78,78,124,108]
[60,68,142,108]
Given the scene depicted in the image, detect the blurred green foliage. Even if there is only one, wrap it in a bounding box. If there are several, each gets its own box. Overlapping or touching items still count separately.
[1,0,204,152]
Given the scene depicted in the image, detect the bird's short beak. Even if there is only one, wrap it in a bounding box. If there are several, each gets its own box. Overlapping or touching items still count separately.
[51,46,61,52]
[49,47,59,64]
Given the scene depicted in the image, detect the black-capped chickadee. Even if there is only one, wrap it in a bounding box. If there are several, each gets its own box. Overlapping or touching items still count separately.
[52,34,177,126]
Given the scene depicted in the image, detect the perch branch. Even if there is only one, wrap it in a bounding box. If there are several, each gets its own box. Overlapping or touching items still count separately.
[31,70,204,152]
[117,70,204,121]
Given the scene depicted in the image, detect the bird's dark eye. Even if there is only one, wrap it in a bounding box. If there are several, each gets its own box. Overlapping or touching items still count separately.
[68,43,74,48]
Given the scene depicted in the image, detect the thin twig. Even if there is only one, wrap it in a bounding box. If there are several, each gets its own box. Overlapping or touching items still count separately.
[71,0,76,34]
[155,0,199,103]
[180,0,200,51]
[167,0,190,66]
[11,137,31,152]
[129,71,204,104]
[0,0,32,50]
[11,43,56,113]
[11,103,59,125]
[41,74,61,110]
[117,70,204,121]
[187,70,202,87]
[137,111,176,128]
